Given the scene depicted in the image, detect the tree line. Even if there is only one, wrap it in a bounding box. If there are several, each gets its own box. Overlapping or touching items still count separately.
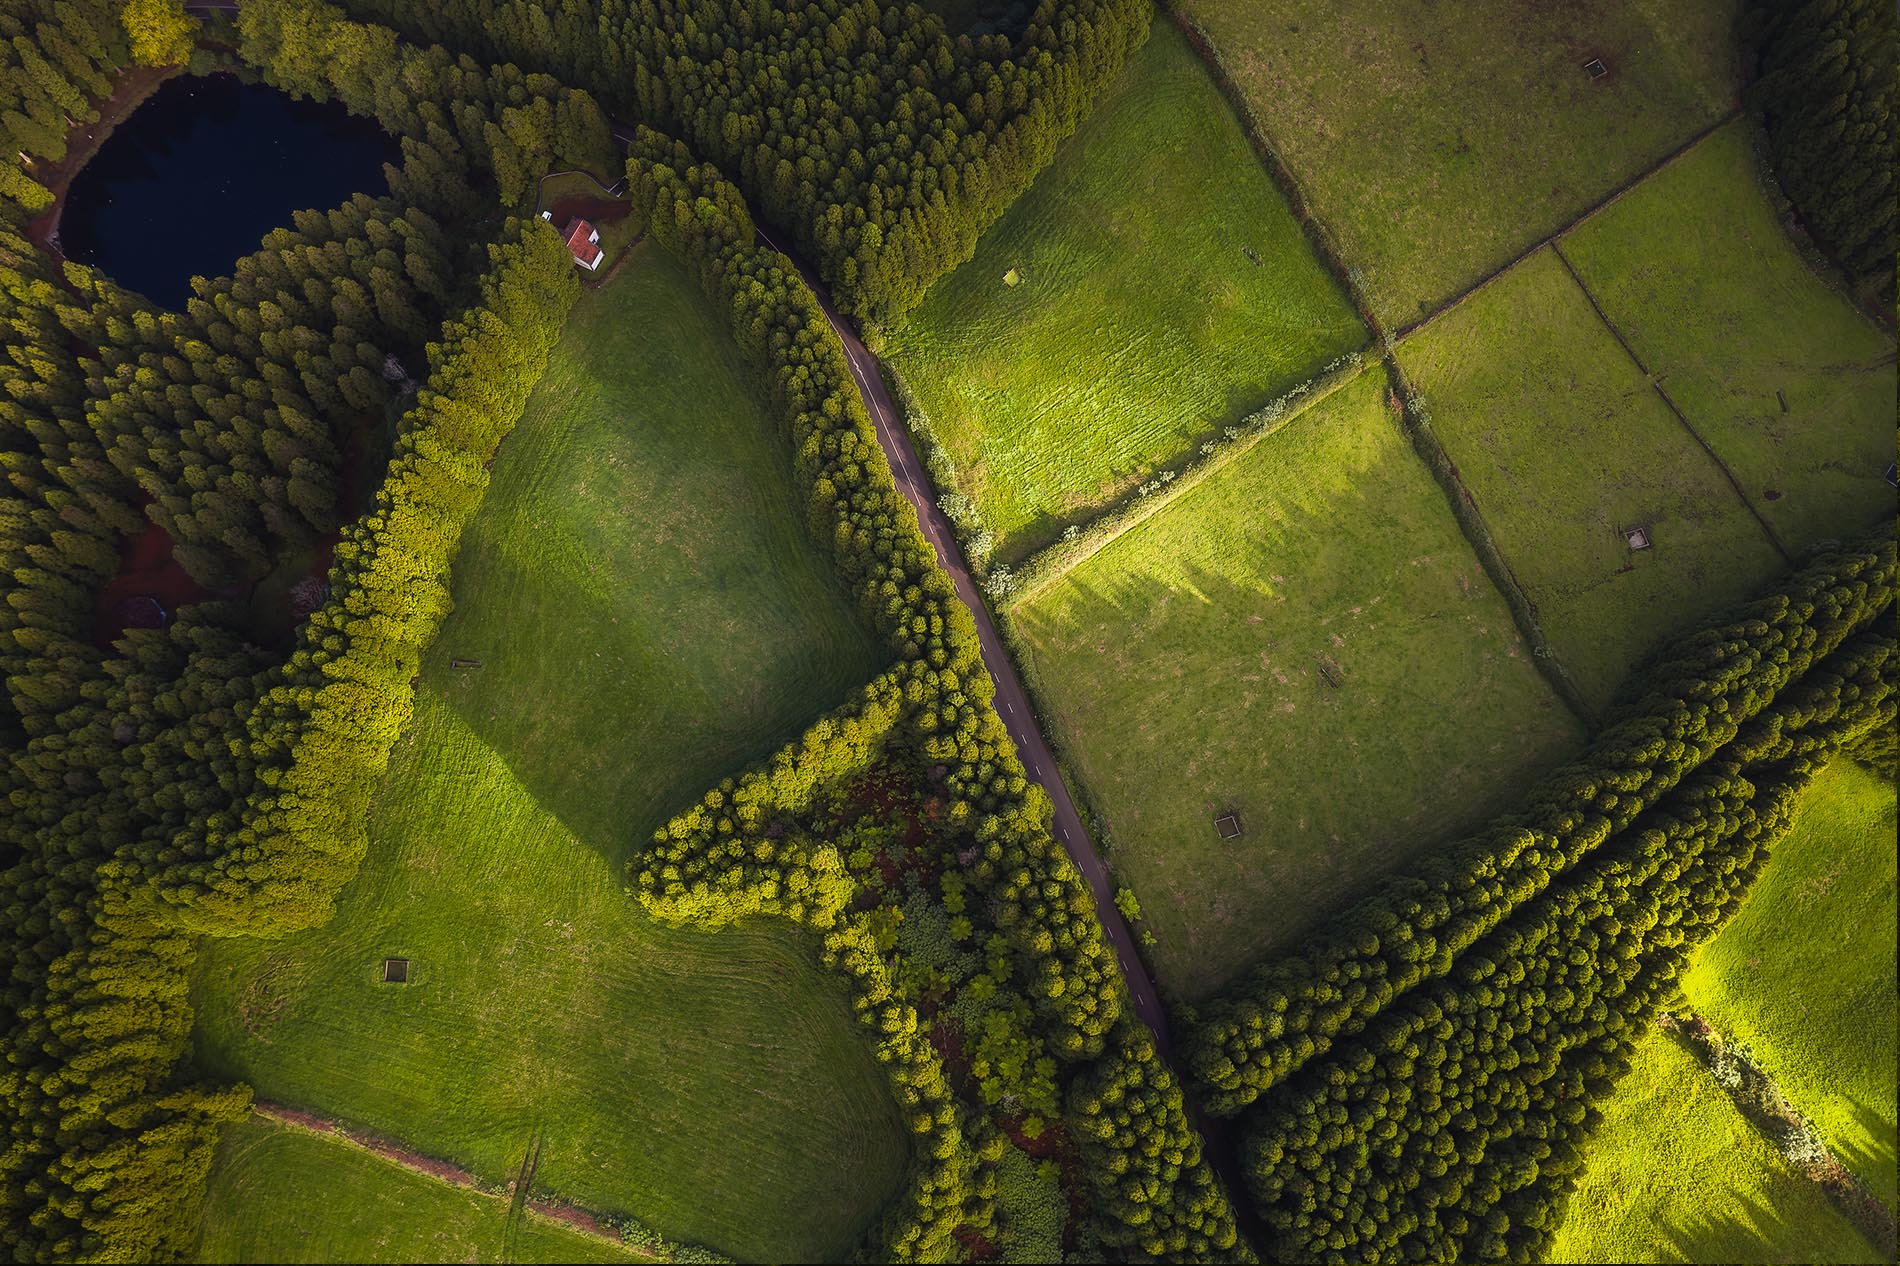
[620,135,1250,1260]
[1180,535,1897,1262]
[0,0,131,212]
[313,0,1152,324]
[1744,0,1896,303]
[2,0,595,1250]
[0,212,577,1260]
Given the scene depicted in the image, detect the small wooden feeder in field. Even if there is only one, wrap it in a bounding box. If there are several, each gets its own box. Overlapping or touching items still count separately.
[382,957,410,984]
[1215,812,1244,841]
[1584,57,1608,80]
[1623,524,1653,553]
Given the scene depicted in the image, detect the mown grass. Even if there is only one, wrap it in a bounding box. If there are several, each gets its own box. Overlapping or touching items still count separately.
[1683,757,1899,1205]
[885,23,1363,563]
[1397,248,1786,712]
[190,244,908,1262]
[1548,1033,1879,1264]
[193,1117,653,1264]
[1560,120,1897,555]
[1009,367,1582,999]
[1175,0,1740,326]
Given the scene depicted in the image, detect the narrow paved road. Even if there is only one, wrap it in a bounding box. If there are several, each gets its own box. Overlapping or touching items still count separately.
[749,227,1171,1046]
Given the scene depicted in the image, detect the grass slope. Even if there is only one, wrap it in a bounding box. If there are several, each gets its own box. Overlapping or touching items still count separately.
[193,1117,652,1264]
[191,245,907,1262]
[1560,121,1898,554]
[886,23,1362,563]
[1010,367,1582,998]
[1176,0,1739,325]
[1684,758,1900,1204]
[1549,1034,1878,1264]
[1397,248,1786,711]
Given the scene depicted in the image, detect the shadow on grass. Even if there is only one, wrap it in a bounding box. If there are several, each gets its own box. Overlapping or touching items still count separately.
[424,559,876,873]
[1010,434,1581,989]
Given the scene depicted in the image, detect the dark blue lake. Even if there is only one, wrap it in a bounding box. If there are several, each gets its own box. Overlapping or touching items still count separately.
[60,75,400,309]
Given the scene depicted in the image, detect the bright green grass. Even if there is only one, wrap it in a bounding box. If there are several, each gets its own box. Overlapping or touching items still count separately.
[1560,120,1897,554]
[191,244,908,1263]
[1397,248,1786,712]
[194,1117,652,1264]
[1009,367,1583,999]
[1684,758,1899,1205]
[1176,0,1739,326]
[1549,1034,1879,1264]
[885,23,1363,563]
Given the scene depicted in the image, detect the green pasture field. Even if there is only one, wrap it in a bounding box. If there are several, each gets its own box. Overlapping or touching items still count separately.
[194,1117,652,1264]
[1009,367,1582,999]
[190,244,908,1262]
[1560,120,1897,555]
[1548,1033,1878,1264]
[1397,248,1786,712]
[1174,0,1740,326]
[885,22,1362,564]
[1683,757,1899,1204]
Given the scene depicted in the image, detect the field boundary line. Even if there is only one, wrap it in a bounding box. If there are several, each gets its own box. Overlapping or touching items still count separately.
[1381,356,1599,726]
[1001,358,1369,610]
[1168,2,1595,727]
[249,1102,694,1263]
[1549,240,1794,565]
[1390,108,1745,344]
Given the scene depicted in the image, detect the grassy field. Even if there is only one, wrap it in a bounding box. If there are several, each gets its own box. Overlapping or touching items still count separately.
[1175,0,1740,326]
[1397,248,1786,711]
[191,244,909,1262]
[194,1117,652,1264]
[1683,757,1899,1204]
[1560,121,1897,555]
[1549,1033,1878,1264]
[1009,367,1583,998]
[885,23,1362,563]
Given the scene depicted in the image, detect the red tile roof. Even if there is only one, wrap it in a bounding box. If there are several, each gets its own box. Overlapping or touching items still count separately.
[564,218,602,267]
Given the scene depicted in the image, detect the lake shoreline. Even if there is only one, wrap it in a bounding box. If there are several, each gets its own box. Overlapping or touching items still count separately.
[25,60,184,264]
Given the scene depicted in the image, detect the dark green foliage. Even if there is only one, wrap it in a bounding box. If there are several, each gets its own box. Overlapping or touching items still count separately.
[995,1144,1066,1264]
[618,139,1248,1259]
[1745,0,1897,298]
[1067,1021,1255,1262]
[0,204,577,1259]
[1182,535,1898,1263]
[0,0,130,212]
[331,0,1153,322]
[238,0,620,212]
[622,131,1122,1064]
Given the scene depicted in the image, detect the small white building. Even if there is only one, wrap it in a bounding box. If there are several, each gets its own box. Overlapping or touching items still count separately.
[561,215,603,270]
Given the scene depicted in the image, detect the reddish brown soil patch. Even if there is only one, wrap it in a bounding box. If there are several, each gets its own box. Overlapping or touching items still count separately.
[92,510,223,648]
[953,1225,999,1261]
[549,192,631,226]
[26,63,182,262]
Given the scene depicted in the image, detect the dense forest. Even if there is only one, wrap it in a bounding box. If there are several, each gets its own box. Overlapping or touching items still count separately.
[328,0,1153,323]
[1,0,589,1253]
[1745,0,1896,303]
